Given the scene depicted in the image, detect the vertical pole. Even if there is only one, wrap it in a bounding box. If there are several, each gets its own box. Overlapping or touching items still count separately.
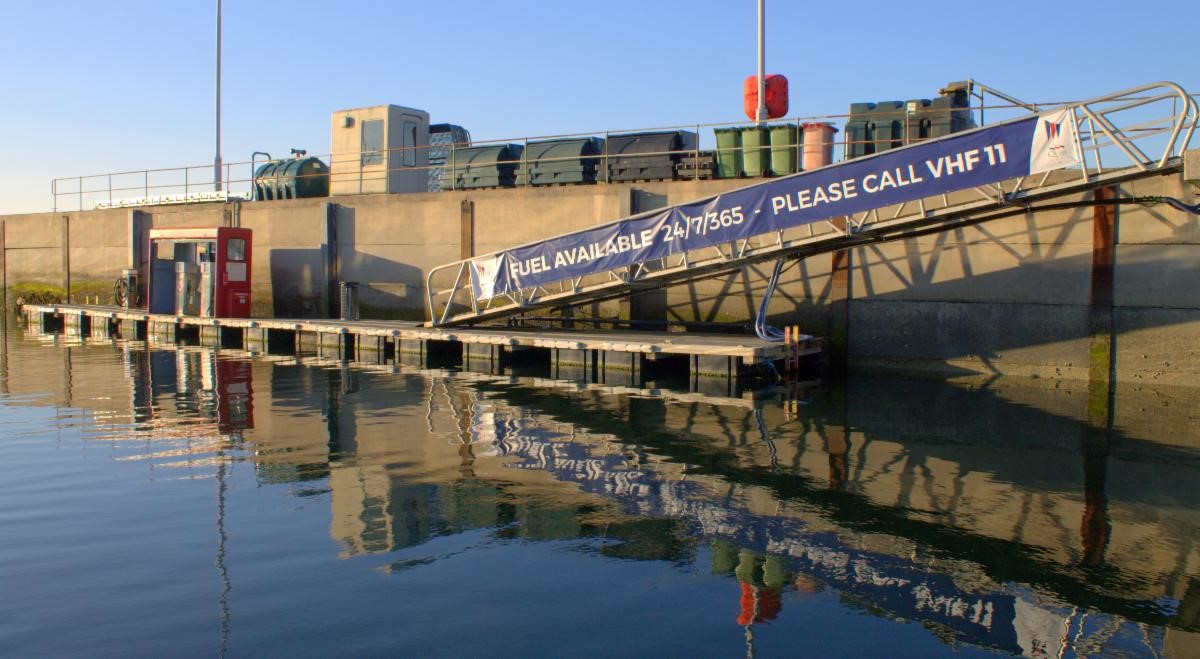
[826,425,848,490]
[1080,417,1111,567]
[603,131,610,184]
[783,325,791,379]
[791,324,800,377]
[128,210,143,307]
[1082,186,1116,568]
[825,385,849,490]
[213,0,223,192]
[978,86,985,127]
[828,217,852,370]
[1,222,6,386]
[1,220,6,313]
[324,203,339,319]
[756,0,767,125]
[1088,186,1117,419]
[62,215,71,304]
[459,199,474,261]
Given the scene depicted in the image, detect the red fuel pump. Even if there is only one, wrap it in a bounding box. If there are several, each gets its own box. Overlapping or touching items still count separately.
[146,227,252,318]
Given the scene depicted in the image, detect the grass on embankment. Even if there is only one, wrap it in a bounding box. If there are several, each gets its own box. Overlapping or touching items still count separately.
[5,280,114,311]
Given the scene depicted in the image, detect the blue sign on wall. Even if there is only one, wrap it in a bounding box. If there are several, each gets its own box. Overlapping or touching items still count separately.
[469,111,1078,300]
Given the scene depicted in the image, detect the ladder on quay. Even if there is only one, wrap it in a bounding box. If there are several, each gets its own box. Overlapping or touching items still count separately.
[425,82,1198,329]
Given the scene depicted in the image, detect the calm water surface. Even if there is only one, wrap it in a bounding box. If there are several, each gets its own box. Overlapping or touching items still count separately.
[1,317,1198,657]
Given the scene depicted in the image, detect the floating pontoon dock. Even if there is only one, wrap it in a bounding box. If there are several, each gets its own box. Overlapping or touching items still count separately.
[20,303,822,395]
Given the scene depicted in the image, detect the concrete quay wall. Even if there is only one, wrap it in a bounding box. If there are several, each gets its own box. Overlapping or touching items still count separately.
[2,171,1197,384]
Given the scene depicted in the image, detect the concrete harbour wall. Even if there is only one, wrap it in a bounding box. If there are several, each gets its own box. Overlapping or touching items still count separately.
[2,171,1197,384]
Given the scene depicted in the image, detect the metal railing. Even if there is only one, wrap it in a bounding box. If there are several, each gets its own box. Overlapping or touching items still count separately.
[50,89,1076,212]
[422,81,1198,327]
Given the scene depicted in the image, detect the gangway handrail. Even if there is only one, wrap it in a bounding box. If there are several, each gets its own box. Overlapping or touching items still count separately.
[425,81,1197,327]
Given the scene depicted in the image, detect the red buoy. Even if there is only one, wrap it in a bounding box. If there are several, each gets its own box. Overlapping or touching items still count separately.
[744,74,788,120]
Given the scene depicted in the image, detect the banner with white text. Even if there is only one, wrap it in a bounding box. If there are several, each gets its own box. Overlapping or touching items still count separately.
[469,111,1079,300]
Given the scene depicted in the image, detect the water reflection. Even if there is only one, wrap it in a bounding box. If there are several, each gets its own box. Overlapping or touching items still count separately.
[4,317,1200,656]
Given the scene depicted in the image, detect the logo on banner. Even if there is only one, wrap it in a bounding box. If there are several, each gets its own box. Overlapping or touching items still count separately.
[1029,109,1079,174]
[470,255,504,300]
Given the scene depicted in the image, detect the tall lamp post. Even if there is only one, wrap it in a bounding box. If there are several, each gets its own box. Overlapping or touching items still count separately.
[756,0,767,125]
[213,0,223,191]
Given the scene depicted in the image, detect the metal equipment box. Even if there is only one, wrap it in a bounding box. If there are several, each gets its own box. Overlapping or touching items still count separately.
[330,104,430,195]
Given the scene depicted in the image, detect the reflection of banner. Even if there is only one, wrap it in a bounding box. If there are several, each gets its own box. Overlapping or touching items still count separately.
[470,112,1080,300]
[494,428,1024,653]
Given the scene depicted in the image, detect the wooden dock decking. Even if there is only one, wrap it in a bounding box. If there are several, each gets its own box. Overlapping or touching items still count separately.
[19,303,823,393]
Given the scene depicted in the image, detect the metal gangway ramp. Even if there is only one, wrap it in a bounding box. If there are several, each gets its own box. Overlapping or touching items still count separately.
[426,82,1197,329]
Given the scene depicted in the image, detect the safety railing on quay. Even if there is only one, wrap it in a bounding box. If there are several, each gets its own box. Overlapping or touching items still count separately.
[422,81,1198,327]
[50,85,1102,213]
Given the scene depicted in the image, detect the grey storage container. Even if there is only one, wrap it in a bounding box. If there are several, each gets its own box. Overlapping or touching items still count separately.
[440,144,524,190]
[601,130,696,182]
[846,82,975,159]
[516,137,604,186]
[428,124,472,192]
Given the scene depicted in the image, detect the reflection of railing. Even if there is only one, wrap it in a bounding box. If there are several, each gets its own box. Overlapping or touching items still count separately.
[50,91,1094,212]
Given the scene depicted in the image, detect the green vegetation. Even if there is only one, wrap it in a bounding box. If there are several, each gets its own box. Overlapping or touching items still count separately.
[1087,333,1113,426]
[6,279,115,311]
[359,302,427,322]
[8,282,67,308]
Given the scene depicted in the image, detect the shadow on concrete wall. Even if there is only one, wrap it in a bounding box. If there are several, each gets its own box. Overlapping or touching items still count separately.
[627,190,670,329]
[334,207,425,317]
[269,248,329,318]
[662,203,1197,375]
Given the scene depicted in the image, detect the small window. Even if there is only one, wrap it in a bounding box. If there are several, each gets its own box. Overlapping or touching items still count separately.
[155,240,175,260]
[361,119,384,166]
[227,238,245,261]
[402,121,417,167]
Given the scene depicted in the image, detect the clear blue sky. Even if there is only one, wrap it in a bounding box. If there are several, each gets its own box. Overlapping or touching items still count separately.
[1,0,1193,214]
